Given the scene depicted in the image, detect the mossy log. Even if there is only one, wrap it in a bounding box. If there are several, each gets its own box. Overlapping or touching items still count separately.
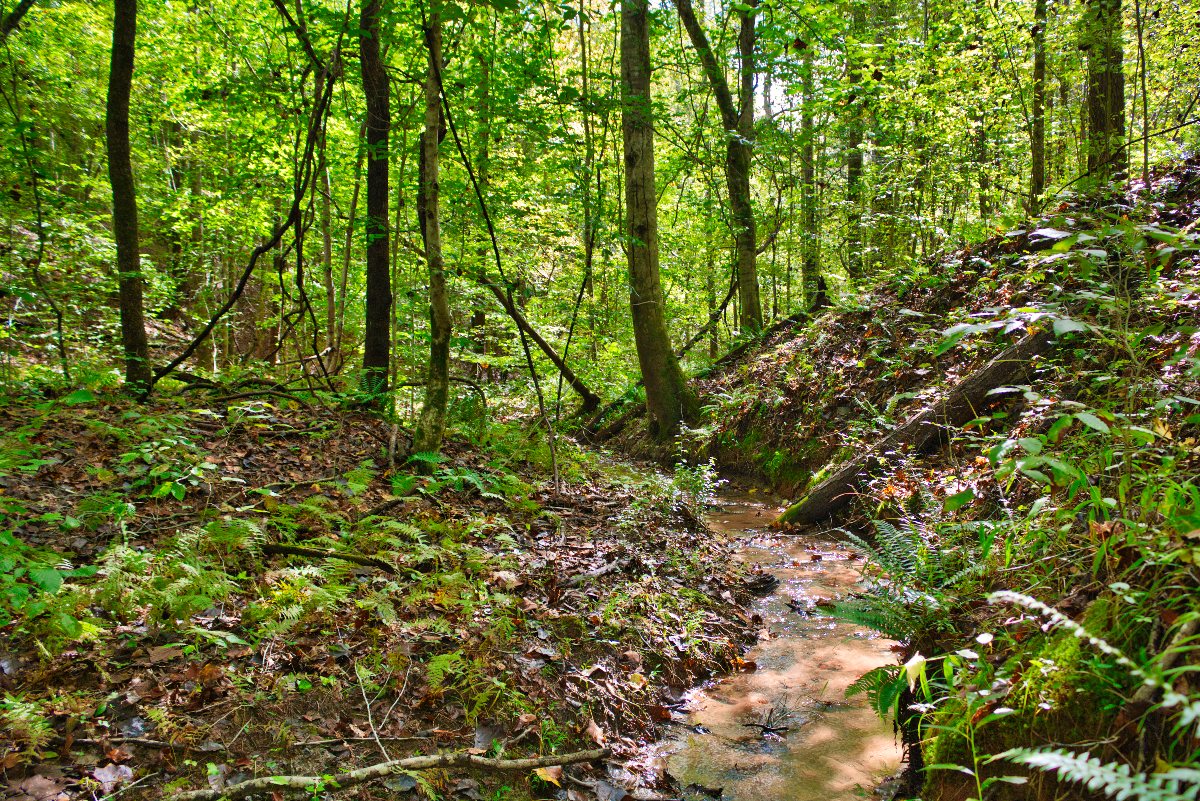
[776,329,1055,527]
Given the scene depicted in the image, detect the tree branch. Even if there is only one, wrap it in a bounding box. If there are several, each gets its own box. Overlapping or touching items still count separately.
[168,748,610,801]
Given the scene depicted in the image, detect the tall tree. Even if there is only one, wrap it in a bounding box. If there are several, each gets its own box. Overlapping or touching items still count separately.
[359,0,391,396]
[621,0,694,438]
[1083,0,1126,187]
[413,9,450,454]
[674,0,763,332]
[800,44,820,308]
[844,0,866,280]
[1029,0,1047,208]
[107,0,152,393]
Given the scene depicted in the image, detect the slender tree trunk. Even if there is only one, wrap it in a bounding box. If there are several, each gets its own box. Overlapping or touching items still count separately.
[845,0,866,280]
[976,113,992,220]
[107,0,152,393]
[733,0,761,331]
[674,0,762,332]
[1030,0,1047,208]
[413,12,450,454]
[335,120,366,363]
[801,46,819,308]
[1083,0,1126,188]
[471,20,493,368]
[1133,0,1149,188]
[621,0,693,439]
[320,141,335,355]
[577,0,598,357]
[359,0,391,396]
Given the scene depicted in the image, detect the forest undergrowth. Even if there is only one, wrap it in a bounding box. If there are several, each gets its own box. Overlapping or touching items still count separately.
[4,156,1200,800]
[0,388,761,800]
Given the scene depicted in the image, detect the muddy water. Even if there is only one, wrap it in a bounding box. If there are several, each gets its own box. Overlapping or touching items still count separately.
[649,493,901,801]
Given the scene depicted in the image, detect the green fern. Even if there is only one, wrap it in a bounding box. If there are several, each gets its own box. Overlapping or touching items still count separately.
[425,650,464,690]
[832,517,979,643]
[1,694,54,751]
[989,591,1200,736]
[343,462,377,496]
[845,664,906,718]
[997,748,1200,801]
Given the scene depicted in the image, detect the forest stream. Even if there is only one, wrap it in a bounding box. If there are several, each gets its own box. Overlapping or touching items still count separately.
[634,491,902,801]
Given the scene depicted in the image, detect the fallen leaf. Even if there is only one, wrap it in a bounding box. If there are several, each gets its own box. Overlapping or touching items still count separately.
[93,764,134,794]
[585,717,606,746]
[534,766,563,786]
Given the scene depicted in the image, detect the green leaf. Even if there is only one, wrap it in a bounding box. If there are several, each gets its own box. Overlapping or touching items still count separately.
[944,488,974,512]
[1047,414,1075,443]
[1017,437,1043,455]
[926,763,977,776]
[1074,412,1110,434]
[1053,317,1089,336]
[29,567,63,594]
[62,389,96,406]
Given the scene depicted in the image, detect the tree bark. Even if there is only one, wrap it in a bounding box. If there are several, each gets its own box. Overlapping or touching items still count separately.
[168,748,609,801]
[413,13,450,455]
[844,1,866,281]
[801,46,820,308]
[1029,0,1047,208]
[621,0,694,439]
[359,0,391,396]
[673,0,763,332]
[777,330,1055,527]
[1083,0,1126,188]
[320,142,335,356]
[0,0,36,43]
[106,0,152,394]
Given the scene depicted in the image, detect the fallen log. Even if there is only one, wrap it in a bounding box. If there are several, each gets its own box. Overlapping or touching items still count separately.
[776,329,1055,527]
[261,544,396,574]
[168,747,610,801]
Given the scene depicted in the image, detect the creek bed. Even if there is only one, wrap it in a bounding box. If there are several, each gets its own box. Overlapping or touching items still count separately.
[635,492,901,801]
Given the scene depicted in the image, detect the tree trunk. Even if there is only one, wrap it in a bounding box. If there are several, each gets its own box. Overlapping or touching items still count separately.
[621,0,694,439]
[844,1,866,281]
[359,0,391,396]
[1083,0,1126,188]
[674,0,762,333]
[0,0,36,43]
[335,120,367,363]
[320,139,335,356]
[1029,0,1047,208]
[801,46,820,308]
[472,20,493,367]
[413,13,450,455]
[107,0,152,394]
[976,113,992,220]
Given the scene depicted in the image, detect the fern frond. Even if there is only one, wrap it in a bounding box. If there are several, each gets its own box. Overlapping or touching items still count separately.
[997,748,1200,801]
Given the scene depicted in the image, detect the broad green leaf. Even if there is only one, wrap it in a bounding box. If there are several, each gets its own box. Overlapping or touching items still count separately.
[944,488,974,512]
[1053,318,1089,335]
[1017,437,1043,455]
[29,567,63,594]
[1074,412,1110,433]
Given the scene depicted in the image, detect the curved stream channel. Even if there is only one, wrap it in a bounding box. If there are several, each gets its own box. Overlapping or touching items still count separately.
[633,491,901,801]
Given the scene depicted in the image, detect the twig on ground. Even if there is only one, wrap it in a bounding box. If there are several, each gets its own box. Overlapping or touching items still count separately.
[167,747,610,801]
